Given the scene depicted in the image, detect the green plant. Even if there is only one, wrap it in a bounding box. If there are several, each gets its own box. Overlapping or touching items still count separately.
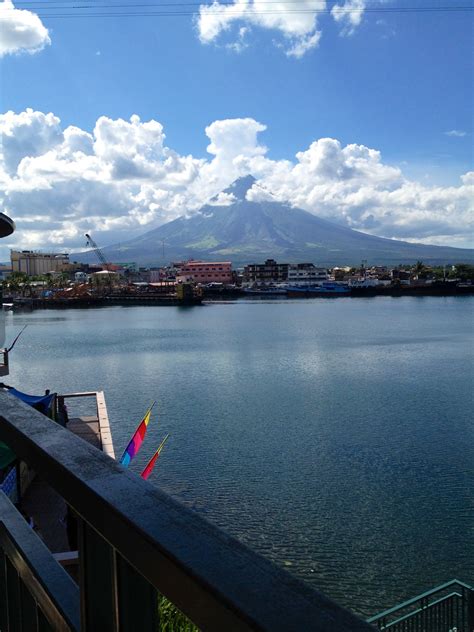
[158,595,199,632]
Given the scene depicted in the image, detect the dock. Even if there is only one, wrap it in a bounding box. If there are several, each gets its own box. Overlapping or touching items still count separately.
[20,391,114,558]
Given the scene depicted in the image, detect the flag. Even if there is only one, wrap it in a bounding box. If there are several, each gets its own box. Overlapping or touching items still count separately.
[141,435,169,481]
[120,403,155,467]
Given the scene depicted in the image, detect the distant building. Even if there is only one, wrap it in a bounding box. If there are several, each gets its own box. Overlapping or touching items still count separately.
[74,271,88,283]
[149,269,165,283]
[0,265,12,281]
[90,270,119,286]
[332,267,352,281]
[243,260,328,284]
[287,263,328,285]
[391,268,411,282]
[11,250,69,276]
[177,261,233,284]
[243,259,289,283]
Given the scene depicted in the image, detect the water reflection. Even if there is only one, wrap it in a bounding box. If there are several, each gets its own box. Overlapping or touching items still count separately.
[4,296,473,617]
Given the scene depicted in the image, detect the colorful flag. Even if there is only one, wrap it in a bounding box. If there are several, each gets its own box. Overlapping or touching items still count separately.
[141,434,169,481]
[120,403,155,467]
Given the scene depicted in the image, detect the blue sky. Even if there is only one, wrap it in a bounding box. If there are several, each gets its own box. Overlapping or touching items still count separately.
[0,0,473,256]
[4,6,472,173]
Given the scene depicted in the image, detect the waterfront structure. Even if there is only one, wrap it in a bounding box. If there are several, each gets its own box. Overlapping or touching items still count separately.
[287,263,328,285]
[178,260,233,284]
[148,267,177,282]
[11,250,69,276]
[391,268,411,285]
[244,260,328,285]
[243,259,289,283]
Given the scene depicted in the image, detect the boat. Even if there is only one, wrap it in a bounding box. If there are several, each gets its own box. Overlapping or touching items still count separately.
[286,282,350,297]
[243,285,287,295]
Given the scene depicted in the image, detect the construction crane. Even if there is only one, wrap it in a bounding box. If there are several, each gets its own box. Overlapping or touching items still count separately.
[85,233,113,292]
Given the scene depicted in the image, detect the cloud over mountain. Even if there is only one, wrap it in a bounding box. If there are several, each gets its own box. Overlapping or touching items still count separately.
[84,174,473,266]
[0,0,50,57]
[0,109,472,259]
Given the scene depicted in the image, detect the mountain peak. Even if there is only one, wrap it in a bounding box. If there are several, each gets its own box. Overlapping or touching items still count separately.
[223,175,256,200]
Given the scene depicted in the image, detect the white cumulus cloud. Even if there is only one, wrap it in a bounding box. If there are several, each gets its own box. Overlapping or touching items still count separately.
[0,109,472,259]
[331,0,366,36]
[0,0,50,57]
[197,0,325,57]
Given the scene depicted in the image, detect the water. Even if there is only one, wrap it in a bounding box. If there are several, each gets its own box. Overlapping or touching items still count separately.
[4,296,473,617]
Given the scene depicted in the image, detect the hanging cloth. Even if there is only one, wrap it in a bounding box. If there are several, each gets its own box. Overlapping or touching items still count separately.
[0,388,56,473]
[8,388,55,415]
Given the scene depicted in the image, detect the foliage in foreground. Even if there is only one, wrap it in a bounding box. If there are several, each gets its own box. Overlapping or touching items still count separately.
[158,595,199,632]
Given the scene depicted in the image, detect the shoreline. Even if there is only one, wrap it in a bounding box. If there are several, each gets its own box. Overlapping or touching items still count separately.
[3,284,474,311]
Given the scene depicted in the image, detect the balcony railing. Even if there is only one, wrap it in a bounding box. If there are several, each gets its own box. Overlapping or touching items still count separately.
[0,491,79,631]
[368,579,474,631]
[0,391,374,631]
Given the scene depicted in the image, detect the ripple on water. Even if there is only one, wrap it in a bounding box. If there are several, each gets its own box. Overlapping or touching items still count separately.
[5,297,474,617]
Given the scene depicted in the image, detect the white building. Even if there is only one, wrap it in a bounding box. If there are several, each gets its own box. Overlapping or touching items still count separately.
[75,271,88,283]
[287,264,328,286]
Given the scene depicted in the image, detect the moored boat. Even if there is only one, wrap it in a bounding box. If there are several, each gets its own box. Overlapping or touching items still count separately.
[243,286,287,295]
[287,282,350,297]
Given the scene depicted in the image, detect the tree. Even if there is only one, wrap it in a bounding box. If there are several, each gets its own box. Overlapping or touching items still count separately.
[3,272,29,297]
[451,264,474,282]
[413,261,425,277]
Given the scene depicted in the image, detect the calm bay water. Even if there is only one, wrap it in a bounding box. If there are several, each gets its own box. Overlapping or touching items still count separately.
[4,296,474,617]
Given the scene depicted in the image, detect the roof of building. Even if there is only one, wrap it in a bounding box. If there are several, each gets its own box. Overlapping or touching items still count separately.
[183,261,232,267]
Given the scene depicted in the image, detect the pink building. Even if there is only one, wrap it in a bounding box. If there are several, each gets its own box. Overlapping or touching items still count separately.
[178,261,233,284]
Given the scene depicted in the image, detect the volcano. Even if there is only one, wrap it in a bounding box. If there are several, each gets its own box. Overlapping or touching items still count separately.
[78,176,474,266]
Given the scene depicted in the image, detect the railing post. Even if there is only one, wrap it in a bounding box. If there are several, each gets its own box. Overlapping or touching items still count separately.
[19,578,39,630]
[467,585,474,632]
[115,553,159,631]
[79,521,159,631]
[0,548,8,631]
[79,520,118,631]
[5,556,21,631]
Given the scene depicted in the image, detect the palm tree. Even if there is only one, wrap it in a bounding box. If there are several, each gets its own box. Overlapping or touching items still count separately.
[4,272,28,297]
[413,261,425,278]
[57,272,70,289]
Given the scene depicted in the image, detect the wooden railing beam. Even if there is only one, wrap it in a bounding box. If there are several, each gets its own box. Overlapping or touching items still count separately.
[0,391,374,632]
